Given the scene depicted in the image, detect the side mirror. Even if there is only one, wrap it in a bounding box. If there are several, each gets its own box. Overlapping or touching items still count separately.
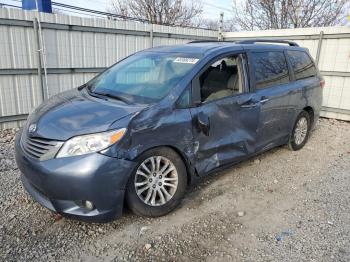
[197,112,210,136]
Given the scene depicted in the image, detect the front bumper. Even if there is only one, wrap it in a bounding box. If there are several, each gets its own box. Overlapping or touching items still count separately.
[15,131,136,222]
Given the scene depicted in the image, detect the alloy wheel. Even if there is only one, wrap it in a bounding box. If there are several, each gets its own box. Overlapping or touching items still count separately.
[294,117,308,145]
[134,156,178,206]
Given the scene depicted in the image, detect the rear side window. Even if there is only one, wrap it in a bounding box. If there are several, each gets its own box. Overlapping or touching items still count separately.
[252,51,290,89]
[287,51,317,80]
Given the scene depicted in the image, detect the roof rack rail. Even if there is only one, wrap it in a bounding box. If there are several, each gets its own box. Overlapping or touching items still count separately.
[188,40,238,44]
[188,40,221,43]
[237,39,299,47]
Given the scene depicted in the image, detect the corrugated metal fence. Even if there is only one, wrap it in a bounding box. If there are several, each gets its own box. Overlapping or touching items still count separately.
[1,8,349,129]
[224,27,350,121]
[0,8,217,128]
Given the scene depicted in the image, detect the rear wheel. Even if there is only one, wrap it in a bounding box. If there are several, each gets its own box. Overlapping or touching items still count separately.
[126,147,187,217]
[288,111,311,151]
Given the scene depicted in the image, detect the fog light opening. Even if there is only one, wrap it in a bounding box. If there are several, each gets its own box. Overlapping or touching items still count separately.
[82,200,94,211]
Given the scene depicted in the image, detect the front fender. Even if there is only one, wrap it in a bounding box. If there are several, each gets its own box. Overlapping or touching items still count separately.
[102,106,196,166]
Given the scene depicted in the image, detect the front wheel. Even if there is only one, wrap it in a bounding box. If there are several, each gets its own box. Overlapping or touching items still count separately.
[288,111,311,151]
[125,147,187,217]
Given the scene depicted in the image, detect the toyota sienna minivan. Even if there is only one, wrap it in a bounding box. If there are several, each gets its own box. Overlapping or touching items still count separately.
[15,40,324,222]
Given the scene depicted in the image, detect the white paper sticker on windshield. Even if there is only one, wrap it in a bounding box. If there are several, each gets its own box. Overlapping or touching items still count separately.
[174,57,199,64]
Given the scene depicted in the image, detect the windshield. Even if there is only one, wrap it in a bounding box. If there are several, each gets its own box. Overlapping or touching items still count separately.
[88,52,201,104]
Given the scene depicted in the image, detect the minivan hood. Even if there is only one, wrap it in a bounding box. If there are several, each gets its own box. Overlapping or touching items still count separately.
[26,89,146,141]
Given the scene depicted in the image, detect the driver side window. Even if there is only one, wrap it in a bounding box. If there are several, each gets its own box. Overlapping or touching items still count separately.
[200,55,245,102]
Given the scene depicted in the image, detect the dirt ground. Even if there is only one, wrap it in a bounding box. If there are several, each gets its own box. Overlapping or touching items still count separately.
[0,118,349,262]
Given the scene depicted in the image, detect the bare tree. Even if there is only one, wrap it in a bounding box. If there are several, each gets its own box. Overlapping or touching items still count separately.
[108,0,203,26]
[232,0,349,30]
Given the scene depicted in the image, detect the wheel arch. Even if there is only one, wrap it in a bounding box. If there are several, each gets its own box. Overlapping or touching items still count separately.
[133,145,196,186]
[303,106,315,126]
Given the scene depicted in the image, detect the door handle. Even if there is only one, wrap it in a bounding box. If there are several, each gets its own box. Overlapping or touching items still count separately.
[240,103,258,108]
[237,95,258,108]
[240,96,269,108]
[260,96,270,104]
[260,98,269,104]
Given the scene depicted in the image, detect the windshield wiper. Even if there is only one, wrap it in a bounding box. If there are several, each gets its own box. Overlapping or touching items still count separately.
[94,91,133,105]
[88,90,108,100]
[84,84,133,105]
[78,83,90,91]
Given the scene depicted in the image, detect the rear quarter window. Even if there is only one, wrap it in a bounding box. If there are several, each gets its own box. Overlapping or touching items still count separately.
[251,51,290,89]
[287,50,317,80]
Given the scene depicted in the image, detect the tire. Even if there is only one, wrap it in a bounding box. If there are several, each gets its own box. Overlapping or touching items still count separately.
[288,111,311,151]
[125,147,187,217]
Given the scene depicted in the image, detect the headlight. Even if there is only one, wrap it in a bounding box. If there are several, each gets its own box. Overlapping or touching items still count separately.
[56,128,126,158]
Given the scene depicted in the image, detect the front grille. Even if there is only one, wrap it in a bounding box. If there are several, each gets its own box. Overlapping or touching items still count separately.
[21,132,61,160]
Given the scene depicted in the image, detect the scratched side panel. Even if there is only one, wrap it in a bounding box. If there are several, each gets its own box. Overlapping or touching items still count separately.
[189,100,235,174]
[189,94,260,175]
[106,104,195,171]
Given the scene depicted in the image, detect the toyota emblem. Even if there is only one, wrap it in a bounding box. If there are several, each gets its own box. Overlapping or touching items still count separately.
[28,124,37,133]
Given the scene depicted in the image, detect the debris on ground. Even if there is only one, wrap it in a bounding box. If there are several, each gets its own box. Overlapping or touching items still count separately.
[237,211,245,217]
[0,118,349,261]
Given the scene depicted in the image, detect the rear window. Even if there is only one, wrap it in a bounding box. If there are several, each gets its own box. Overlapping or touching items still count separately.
[287,51,317,80]
[252,51,290,89]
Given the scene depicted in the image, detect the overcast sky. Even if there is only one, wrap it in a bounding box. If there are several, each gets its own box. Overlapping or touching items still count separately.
[2,0,234,20]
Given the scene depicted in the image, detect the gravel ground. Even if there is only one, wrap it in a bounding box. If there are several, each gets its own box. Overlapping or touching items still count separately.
[0,118,349,262]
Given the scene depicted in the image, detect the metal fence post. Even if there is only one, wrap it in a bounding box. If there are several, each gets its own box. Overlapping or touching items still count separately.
[316,31,324,66]
[218,12,224,41]
[33,17,45,102]
[149,25,154,48]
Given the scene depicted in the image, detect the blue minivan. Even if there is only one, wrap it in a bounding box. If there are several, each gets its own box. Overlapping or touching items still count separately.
[15,40,324,222]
